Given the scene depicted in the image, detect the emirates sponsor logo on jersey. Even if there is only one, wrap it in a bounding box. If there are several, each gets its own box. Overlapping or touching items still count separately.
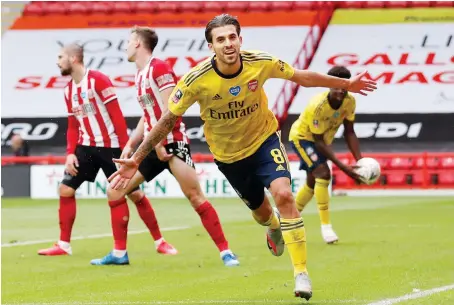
[209,102,259,120]
[72,102,97,118]
[248,79,258,92]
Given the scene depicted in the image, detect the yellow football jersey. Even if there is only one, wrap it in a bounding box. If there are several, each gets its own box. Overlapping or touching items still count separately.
[169,50,295,163]
[289,91,356,145]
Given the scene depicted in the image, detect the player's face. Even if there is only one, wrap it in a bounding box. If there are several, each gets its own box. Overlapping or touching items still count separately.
[126,33,139,62]
[329,88,347,105]
[57,50,72,76]
[208,25,242,66]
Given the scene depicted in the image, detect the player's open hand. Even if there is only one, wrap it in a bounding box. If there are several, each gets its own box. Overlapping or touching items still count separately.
[344,165,363,184]
[65,154,79,176]
[108,158,139,190]
[348,71,378,96]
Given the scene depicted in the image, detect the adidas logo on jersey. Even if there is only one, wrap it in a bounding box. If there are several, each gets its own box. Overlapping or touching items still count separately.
[212,94,222,100]
[276,165,286,171]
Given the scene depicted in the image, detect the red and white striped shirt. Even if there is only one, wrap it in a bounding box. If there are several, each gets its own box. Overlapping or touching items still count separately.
[135,57,188,145]
[64,69,128,154]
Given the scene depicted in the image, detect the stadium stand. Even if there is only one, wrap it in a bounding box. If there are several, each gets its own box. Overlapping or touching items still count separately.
[1,1,27,35]
[2,1,453,195]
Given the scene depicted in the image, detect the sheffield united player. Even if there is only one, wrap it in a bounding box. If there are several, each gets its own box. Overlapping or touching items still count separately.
[90,27,239,267]
[38,44,178,259]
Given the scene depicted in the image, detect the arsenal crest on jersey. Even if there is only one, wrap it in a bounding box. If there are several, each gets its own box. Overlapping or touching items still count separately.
[248,79,258,92]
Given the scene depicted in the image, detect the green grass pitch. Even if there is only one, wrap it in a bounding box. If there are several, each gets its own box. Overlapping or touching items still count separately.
[2,196,454,305]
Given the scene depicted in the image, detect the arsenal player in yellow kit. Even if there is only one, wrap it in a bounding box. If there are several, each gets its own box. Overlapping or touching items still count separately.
[109,15,377,300]
[289,66,363,245]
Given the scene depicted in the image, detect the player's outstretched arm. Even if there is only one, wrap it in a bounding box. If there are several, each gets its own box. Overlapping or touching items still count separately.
[343,119,362,162]
[121,116,145,159]
[290,70,377,96]
[313,134,361,182]
[132,111,179,164]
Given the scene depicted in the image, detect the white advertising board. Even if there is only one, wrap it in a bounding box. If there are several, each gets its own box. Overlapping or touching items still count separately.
[290,23,454,114]
[2,26,309,118]
[30,162,331,199]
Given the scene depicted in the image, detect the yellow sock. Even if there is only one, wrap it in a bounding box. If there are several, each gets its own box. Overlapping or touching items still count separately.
[252,210,280,230]
[281,218,308,276]
[315,178,331,225]
[295,184,314,212]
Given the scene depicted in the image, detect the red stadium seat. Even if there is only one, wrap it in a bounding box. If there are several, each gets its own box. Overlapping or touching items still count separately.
[155,2,179,13]
[293,1,315,10]
[111,2,134,14]
[409,171,425,186]
[23,2,44,15]
[409,1,432,7]
[67,2,90,15]
[203,1,225,12]
[438,172,454,186]
[338,1,364,8]
[44,2,68,15]
[440,157,454,169]
[415,157,440,169]
[364,1,386,8]
[432,1,454,7]
[179,1,203,12]
[389,157,413,170]
[333,171,350,187]
[374,158,390,170]
[248,1,271,11]
[385,1,409,8]
[387,171,407,186]
[91,2,113,14]
[135,1,158,13]
[269,1,294,11]
[225,2,249,12]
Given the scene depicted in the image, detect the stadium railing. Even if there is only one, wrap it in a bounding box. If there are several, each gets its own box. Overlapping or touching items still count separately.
[21,1,453,16]
[271,4,334,125]
[3,153,454,189]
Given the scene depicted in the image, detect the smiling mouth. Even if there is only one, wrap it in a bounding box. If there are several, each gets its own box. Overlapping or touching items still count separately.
[225,51,235,55]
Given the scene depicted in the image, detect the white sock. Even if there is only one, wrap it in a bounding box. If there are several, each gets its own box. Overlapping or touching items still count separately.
[58,240,71,250]
[154,238,164,248]
[112,249,127,258]
[220,249,232,258]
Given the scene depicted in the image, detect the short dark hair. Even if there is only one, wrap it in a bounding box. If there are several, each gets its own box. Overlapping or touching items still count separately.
[131,26,158,52]
[205,14,241,43]
[327,66,351,79]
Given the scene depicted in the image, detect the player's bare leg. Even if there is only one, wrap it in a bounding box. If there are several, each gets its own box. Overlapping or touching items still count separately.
[168,157,239,267]
[251,196,285,257]
[38,184,76,256]
[313,163,338,244]
[90,172,176,265]
[269,177,312,300]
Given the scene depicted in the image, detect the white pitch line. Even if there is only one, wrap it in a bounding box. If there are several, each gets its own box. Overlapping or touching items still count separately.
[366,284,454,305]
[1,226,190,248]
[1,300,364,305]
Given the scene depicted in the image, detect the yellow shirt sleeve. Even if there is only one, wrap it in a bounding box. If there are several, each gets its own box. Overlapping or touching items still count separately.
[262,53,295,80]
[346,96,356,122]
[168,78,197,116]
